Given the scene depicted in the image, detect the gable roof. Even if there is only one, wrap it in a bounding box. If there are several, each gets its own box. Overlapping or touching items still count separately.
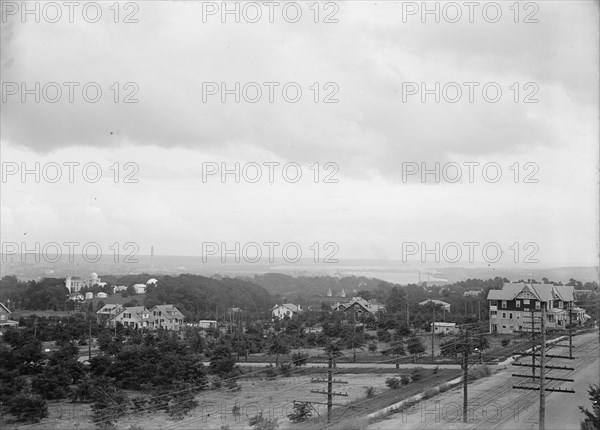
[0,303,11,314]
[419,299,451,307]
[272,303,300,313]
[151,305,185,320]
[115,306,149,318]
[487,283,575,303]
[96,304,123,314]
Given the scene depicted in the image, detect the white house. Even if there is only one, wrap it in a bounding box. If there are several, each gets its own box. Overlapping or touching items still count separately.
[431,322,459,334]
[85,292,94,300]
[197,320,217,329]
[132,284,146,294]
[272,303,302,320]
[96,292,108,299]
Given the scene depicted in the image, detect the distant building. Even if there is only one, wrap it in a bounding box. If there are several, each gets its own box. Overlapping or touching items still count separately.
[65,272,102,293]
[487,283,589,335]
[431,322,458,334]
[96,304,124,323]
[419,299,451,312]
[0,302,18,327]
[132,284,146,294]
[197,320,217,329]
[112,285,127,294]
[96,292,108,299]
[85,292,94,300]
[333,297,384,318]
[146,278,158,286]
[112,306,152,329]
[102,304,184,331]
[149,305,185,331]
[272,303,302,320]
[463,290,483,297]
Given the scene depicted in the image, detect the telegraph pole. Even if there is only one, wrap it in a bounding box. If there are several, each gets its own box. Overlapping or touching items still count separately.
[539,303,546,430]
[462,327,469,423]
[88,317,92,360]
[310,353,348,422]
[512,301,575,430]
[431,307,435,363]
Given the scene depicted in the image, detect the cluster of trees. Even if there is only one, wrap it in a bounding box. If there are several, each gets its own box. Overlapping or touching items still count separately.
[0,276,68,311]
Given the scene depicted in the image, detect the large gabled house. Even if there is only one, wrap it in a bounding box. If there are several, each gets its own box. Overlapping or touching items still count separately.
[332,297,384,318]
[104,304,185,331]
[272,303,302,320]
[149,305,185,331]
[487,283,588,334]
[96,304,124,323]
[111,306,152,329]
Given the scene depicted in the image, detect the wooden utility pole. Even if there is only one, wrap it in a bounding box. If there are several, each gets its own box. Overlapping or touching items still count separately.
[512,302,575,430]
[88,317,92,360]
[310,353,348,422]
[431,307,435,363]
[539,303,546,430]
[462,330,469,422]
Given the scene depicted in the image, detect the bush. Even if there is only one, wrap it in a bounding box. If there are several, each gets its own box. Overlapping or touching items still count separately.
[280,362,293,377]
[411,368,423,381]
[400,375,411,385]
[291,352,308,367]
[287,401,312,422]
[368,342,378,353]
[364,386,376,398]
[467,365,492,382]
[385,377,400,389]
[7,393,48,423]
[501,338,510,347]
[423,387,438,398]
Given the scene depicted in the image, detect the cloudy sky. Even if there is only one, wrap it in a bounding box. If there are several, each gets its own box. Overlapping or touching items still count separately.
[1,1,598,268]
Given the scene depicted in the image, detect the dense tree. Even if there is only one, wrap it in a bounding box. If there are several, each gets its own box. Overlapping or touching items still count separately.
[268,334,291,366]
[209,343,236,376]
[407,332,425,361]
[579,384,600,430]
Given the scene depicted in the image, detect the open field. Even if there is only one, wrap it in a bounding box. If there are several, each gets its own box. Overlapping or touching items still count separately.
[1,368,460,430]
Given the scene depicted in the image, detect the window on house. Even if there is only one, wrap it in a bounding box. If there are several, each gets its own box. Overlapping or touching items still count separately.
[502,312,506,318]
[516,301,521,308]
[502,300,507,308]
[509,313,513,319]
[524,299,530,305]
[491,300,497,306]
[535,301,540,309]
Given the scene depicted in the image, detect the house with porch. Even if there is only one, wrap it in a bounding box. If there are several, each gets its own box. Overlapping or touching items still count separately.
[149,305,185,331]
[487,283,587,334]
[332,297,384,318]
[271,303,302,320]
[111,306,152,329]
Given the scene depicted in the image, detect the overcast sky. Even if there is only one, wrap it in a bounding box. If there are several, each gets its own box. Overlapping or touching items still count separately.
[1,1,598,268]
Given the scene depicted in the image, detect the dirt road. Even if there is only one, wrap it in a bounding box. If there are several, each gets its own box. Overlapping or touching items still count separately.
[368,330,599,430]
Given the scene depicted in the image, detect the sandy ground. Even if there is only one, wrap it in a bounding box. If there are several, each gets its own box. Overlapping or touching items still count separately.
[368,330,599,430]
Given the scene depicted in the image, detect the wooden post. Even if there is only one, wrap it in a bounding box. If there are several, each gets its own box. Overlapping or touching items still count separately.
[432,307,435,363]
[88,318,92,360]
[327,353,333,422]
[539,302,546,430]
[463,328,469,423]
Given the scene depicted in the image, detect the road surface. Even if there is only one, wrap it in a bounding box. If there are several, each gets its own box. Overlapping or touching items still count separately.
[368,330,599,430]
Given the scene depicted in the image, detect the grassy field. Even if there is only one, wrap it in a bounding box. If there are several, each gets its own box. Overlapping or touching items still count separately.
[0,368,460,430]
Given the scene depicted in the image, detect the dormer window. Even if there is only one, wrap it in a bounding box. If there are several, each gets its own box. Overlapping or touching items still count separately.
[502,300,507,308]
